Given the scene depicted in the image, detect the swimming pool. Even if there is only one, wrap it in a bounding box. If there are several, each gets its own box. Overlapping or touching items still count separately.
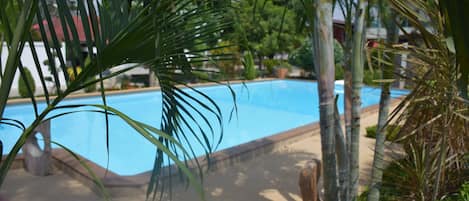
[1,80,407,175]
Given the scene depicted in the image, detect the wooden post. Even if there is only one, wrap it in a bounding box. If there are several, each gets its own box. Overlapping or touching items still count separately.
[22,120,51,176]
[299,159,321,201]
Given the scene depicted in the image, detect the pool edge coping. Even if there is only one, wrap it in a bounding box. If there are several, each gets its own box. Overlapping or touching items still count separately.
[6,78,277,105]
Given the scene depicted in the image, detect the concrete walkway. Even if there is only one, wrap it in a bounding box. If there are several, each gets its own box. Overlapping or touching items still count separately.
[1,104,401,201]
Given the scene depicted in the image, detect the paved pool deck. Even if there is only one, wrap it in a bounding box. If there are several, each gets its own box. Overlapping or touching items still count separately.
[0,102,402,201]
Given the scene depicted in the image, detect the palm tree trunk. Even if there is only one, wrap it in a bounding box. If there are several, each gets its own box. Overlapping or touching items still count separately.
[344,10,353,163]
[339,3,354,200]
[335,95,349,201]
[342,5,354,201]
[311,0,338,200]
[367,83,390,201]
[349,1,367,200]
[367,8,399,201]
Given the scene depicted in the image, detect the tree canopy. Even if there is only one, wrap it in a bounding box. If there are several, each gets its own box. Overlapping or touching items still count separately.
[288,38,344,72]
[229,0,304,59]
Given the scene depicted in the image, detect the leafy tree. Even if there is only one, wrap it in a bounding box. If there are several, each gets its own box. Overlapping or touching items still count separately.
[288,39,314,71]
[262,59,279,76]
[210,40,241,79]
[229,0,304,66]
[288,38,344,72]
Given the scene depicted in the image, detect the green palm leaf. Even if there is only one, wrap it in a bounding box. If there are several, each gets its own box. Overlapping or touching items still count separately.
[0,1,234,200]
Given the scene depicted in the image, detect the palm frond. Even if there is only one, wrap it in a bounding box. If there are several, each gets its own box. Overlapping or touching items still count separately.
[385,0,469,199]
[0,1,234,200]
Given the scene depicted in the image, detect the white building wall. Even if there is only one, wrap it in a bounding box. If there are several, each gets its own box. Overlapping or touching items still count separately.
[1,42,67,97]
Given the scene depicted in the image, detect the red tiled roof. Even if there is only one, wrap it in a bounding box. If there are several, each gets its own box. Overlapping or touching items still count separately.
[32,15,98,43]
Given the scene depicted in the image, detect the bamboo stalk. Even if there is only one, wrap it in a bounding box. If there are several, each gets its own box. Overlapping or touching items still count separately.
[349,0,367,200]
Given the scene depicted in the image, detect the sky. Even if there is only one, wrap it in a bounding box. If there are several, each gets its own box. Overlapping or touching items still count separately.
[333,6,346,21]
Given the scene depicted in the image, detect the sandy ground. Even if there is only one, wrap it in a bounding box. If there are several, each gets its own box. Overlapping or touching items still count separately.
[1,104,401,201]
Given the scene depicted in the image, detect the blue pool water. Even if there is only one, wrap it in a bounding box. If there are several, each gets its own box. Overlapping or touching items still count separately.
[1,80,407,175]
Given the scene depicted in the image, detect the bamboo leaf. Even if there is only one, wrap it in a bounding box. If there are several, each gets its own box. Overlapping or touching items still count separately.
[453,111,469,122]
[445,37,456,53]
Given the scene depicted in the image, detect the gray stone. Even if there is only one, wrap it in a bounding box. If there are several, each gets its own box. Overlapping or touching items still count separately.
[22,120,51,176]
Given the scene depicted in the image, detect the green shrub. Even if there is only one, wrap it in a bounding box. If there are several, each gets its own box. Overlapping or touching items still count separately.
[334,39,344,65]
[84,76,97,93]
[288,40,313,71]
[380,160,409,201]
[440,182,469,201]
[210,40,241,79]
[364,46,385,73]
[18,68,36,98]
[263,59,279,76]
[364,150,468,201]
[359,159,412,201]
[459,182,469,201]
[358,171,402,201]
[192,71,210,82]
[335,64,344,80]
[243,51,257,80]
[278,60,292,71]
[82,57,96,92]
[365,124,401,141]
[363,70,381,86]
[288,38,343,73]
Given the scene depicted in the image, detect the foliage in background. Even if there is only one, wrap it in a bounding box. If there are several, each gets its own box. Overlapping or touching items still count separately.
[209,40,241,80]
[365,124,400,141]
[18,68,36,98]
[359,160,411,201]
[288,38,343,72]
[335,64,344,80]
[365,46,384,72]
[288,38,344,80]
[363,70,381,86]
[277,60,292,71]
[262,59,279,76]
[66,66,82,81]
[192,71,210,82]
[442,182,469,201]
[242,51,256,80]
[334,39,345,66]
[82,57,95,92]
[229,0,304,61]
[84,75,97,92]
[288,38,313,71]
